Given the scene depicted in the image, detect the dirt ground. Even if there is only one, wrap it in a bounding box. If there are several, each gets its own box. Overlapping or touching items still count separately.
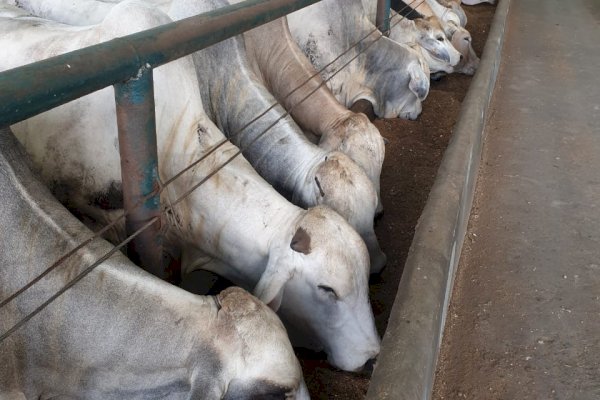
[299,4,497,399]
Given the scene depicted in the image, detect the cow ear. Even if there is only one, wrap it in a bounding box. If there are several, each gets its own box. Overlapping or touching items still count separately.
[253,254,294,312]
[290,227,311,254]
[408,63,430,100]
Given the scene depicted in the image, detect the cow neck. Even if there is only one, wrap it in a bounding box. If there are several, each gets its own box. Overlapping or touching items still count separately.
[0,128,217,320]
[390,18,419,47]
[152,78,305,281]
[193,37,327,202]
[412,1,435,17]
[340,0,389,51]
[245,18,350,138]
[333,2,383,110]
[363,35,425,118]
[0,129,218,385]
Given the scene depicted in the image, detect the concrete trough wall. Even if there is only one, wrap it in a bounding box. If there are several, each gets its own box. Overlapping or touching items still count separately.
[366,1,512,399]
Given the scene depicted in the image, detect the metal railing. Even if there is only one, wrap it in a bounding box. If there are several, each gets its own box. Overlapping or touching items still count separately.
[0,0,329,278]
[0,0,394,279]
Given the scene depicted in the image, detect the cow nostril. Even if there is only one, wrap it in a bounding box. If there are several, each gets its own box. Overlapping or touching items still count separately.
[459,54,464,61]
[362,357,377,374]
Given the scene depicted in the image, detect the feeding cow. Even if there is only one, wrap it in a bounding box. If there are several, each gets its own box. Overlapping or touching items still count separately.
[11,0,387,275]
[0,2,381,371]
[239,16,386,216]
[391,0,480,75]
[167,0,387,273]
[361,0,462,74]
[0,126,309,400]
[287,0,430,120]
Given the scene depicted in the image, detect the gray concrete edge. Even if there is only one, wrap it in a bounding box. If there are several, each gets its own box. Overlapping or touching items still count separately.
[366,1,511,399]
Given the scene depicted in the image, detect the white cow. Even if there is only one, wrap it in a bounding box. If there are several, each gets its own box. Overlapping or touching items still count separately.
[393,0,468,27]
[287,0,430,120]
[240,16,386,216]
[0,2,380,371]
[165,0,386,273]
[361,0,462,74]
[11,0,388,274]
[0,127,309,400]
[446,21,480,75]
[391,0,480,75]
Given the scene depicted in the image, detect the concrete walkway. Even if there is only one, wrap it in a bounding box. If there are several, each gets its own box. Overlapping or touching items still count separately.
[433,1,600,399]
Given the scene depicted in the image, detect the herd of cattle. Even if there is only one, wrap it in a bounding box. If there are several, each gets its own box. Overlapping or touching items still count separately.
[0,0,493,398]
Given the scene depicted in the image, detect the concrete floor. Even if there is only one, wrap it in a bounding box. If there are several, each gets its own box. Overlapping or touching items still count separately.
[433,0,600,399]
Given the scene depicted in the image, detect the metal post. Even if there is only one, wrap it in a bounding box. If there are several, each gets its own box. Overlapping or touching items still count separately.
[114,66,166,280]
[376,0,392,36]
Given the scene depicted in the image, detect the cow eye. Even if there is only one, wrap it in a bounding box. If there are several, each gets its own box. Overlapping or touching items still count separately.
[318,285,338,299]
[436,36,444,41]
[464,37,471,42]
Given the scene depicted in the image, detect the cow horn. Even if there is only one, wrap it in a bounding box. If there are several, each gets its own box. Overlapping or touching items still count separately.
[290,227,311,254]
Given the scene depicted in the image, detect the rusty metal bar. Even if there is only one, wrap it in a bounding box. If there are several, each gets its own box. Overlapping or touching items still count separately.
[114,67,165,279]
[0,0,320,127]
[376,0,392,35]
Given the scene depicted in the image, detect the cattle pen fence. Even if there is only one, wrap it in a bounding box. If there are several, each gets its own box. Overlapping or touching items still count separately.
[0,0,326,280]
[0,0,424,342]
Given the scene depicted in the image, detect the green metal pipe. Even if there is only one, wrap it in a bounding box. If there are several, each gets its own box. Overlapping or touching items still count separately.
[0,0,320,127]
[376,0,391,35]
[114,68,166,280]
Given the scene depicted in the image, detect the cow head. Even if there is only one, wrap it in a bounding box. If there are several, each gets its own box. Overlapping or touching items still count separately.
[318,112,385,216]
[214,287,309,400]
[411,16,462,74]
[254,206,381,371]
[447,22,479,75]
[292,151,386,274]
[363,37,430,120]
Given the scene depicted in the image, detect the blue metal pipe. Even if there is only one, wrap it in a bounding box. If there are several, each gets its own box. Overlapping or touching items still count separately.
[114,67,165,279]
[376,0,392,35]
